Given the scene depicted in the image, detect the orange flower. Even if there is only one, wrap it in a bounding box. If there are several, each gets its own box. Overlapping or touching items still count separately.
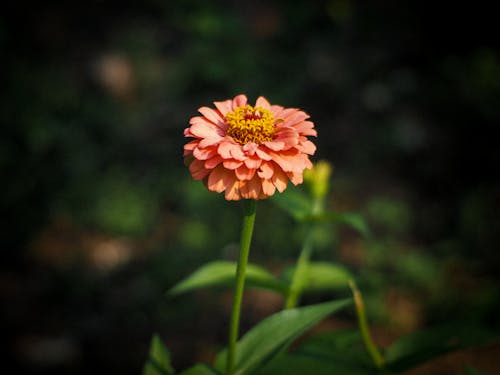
[184,94,317,200]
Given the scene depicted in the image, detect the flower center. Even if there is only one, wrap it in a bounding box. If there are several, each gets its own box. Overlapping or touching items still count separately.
[225,105,275,145]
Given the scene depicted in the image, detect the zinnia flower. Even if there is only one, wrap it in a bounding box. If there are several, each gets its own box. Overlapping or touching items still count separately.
[183,94,317,200]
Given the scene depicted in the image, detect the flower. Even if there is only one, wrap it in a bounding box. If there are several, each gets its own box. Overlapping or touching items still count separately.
[184,94,317,200]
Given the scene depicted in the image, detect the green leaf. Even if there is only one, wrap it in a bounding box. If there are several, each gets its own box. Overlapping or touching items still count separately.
[281,262,352,292]
[312,212,370,237]
[167,261,288,296]
[254,352,372,375]
[271,188,313,221]
[142,334,174,375]
[385,324,496,372]
[214,298,352,375]
[295,330,373,369]
[178,364,222,375]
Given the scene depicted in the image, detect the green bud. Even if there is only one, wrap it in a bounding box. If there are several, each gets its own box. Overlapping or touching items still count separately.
[304,160,333,199]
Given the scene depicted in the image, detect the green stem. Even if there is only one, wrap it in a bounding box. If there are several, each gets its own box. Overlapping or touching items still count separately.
[349,280,385,369]
[226,199,257,375]
[284,196,323,309]
[284,227,314,309]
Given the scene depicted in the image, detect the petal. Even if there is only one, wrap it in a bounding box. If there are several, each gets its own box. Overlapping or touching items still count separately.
[271,168,288,193]
[189,159,210,180]
[244,155,262,169]
[204,155,223,169]
[193,146,217,160]
[198,136,223,148]
[257,161,274,179]
[213,99,233,117]
[255,147,272,161]
[184,140,199,154]
[223,160,243,169]
[297,139,316,155]
[243,142,259,156]
[218,141,238,159]
[207,165,233,193]
[232,94,248,108]
[246,175,262,200]
[198,106,225,126]
[235,164,256,180]
[255,96,271,110]
[261,179,276,197]
[262,140,285,152]
[225,178,241,200]
[287,171,303,185]
[283,110,310,127]
[229,145,246,161]
[190,122,221,138]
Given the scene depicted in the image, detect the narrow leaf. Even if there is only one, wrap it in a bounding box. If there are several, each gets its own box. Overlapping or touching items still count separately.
[254,353,371,375]
[178,363,222,375]
[214,298,352,375]
[281,262,352,292]
[168,261,288,296]
[142,334,174,375]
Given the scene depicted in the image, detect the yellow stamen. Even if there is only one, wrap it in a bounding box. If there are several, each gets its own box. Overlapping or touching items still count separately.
[225,105,275,145]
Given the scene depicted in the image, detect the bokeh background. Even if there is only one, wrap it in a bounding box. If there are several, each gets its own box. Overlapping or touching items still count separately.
[2,0,499,374]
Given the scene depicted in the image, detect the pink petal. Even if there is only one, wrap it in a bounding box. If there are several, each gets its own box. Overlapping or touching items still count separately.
[189,159,210,180]
[190,122,221,138]
[262,140,285,151]
[184,140,199,152]
[218,141,239,159]
[225,178,241,200]
[255,147,272,161]
[235,164,256,180]
[297,139,316,155]
[244,155,262,169]
[229,145,246,161]
[223,160,243,169]
[261,179,276,196]
[272,168,288,193]
[198,106,224,126]
[283,110,310,127]
[255,96,271,110]
[243,142,259,156]
[257,161,274,179]
[287,171,303,185]
[208,165,232,193]
[232,94,247,109]
[246,175,262,200]
[193,146,217,160]
[204,155,223,169]
[198,136,223,148]
[213,99,233,117]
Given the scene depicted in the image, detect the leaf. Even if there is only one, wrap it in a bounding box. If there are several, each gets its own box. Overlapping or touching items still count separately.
[178,364,222,375]
[254,352,372,375]
[281,262,352,292]
[142,334,174,375]
[385,324,496,372]
[214,298,352,375]
[295,330,373,369]
[271,188,313,221]
[167,261,288,296]
[311,212,370,237]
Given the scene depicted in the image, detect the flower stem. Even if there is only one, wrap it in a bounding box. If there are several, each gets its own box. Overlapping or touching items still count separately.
[284,197,323,309]
[349,280,385,369]
[226,199,257,375]
[284,226,314,309]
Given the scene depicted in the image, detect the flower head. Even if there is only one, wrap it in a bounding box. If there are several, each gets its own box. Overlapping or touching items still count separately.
[184,94,317,200]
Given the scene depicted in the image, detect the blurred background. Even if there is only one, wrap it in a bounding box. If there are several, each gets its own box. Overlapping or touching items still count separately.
[1,0,499,373]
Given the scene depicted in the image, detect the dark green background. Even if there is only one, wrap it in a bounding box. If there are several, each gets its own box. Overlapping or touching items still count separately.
[1,1,499,373]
